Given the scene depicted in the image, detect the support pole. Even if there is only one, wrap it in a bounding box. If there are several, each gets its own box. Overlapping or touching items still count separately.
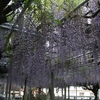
[64,86,66,100]
[76,86,77,100]
[23,76,27,100]
[50,72,54,100]
[8,81,12,100]
[68,86,70,100]
[5,75,9,100]
[62,88,63,99]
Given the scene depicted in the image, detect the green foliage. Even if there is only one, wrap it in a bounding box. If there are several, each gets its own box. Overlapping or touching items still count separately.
[64,59,76,67]
[78,65,90,74]
[52,0,84,13]
[4,32,12,55]
[55,58,61,65]
[25,0,84,26]
[6,43,11,56]
[36,94,46,100]
[68,69,72,78]
[8,0,85,27]
[54,20,62,25]
[55,97,63,100]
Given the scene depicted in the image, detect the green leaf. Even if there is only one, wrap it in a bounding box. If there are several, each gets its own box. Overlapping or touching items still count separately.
[54,20,62,25]
[58,4,64,12]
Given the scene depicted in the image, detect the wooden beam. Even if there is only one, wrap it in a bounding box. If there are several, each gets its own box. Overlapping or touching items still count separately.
[83,8,100,18]
[0,23,18,31]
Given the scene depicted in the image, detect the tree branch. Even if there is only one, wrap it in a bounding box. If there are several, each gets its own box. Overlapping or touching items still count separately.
[61,0,89,21]
[4,0,33,53]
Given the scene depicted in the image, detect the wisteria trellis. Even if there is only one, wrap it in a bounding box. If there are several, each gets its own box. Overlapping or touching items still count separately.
[0,0,100,88]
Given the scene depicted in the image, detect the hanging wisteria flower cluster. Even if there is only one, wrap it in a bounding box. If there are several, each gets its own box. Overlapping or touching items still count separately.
[3,0,100,88]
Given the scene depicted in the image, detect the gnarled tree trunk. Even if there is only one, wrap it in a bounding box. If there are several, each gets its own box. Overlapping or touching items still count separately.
[83,84,99,100]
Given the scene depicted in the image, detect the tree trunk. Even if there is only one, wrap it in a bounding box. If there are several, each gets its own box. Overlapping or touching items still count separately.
[83,84,99,100]
[38,87,41,94]
[94,91,98,100]
[92,84,99,100]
